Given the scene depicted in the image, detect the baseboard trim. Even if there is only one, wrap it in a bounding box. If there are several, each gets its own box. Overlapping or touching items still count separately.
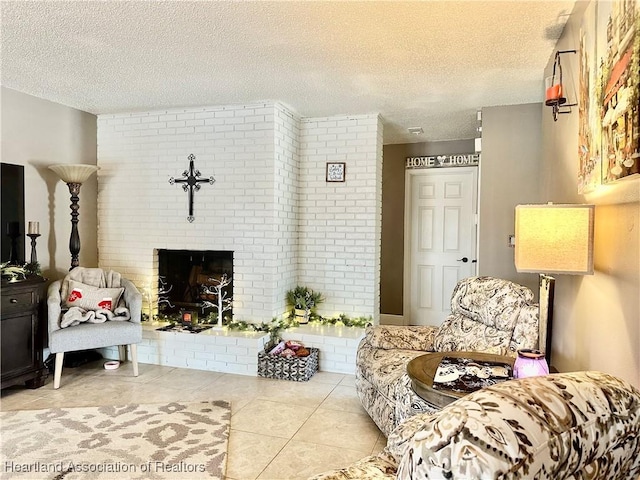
[380,314,404,326]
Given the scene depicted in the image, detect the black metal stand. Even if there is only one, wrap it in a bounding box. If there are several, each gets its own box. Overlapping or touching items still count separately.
[538,274,555,365]
[27,233,40,264]
[66,182,82,270]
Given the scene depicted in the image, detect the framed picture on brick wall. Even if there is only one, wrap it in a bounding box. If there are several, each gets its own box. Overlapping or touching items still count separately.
[326,162,346,182]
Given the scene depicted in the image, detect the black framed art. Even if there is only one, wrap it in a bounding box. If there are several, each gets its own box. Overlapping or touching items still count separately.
[326,162,346,182]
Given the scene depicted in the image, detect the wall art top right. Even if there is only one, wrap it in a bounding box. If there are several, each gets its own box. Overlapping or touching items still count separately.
[578,0,639,193]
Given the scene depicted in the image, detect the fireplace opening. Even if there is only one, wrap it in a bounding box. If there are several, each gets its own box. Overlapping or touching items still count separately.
[157,249,233,321]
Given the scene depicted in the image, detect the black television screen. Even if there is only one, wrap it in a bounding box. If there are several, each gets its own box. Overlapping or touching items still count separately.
[1,163,25,264]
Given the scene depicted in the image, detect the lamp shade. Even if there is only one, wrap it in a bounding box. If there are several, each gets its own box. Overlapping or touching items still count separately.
[49,164,99,183]
[515,204,594,275]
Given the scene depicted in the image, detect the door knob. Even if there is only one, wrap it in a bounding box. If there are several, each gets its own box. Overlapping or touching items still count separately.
[457,257,469,263]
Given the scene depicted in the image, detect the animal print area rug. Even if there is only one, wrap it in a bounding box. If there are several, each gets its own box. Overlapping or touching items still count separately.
[0,400,230,479]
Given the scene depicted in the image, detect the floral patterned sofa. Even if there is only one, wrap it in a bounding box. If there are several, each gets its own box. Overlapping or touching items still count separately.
[356,276,539,436]
[311,371,640,479]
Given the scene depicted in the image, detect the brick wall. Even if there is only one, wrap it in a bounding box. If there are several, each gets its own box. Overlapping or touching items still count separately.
[272,105,300,317]
[100,324,365,375]
[298,115,382,320]
[97,103,382,322]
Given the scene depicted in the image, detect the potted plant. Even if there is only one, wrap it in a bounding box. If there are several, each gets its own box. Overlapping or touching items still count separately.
[286,286,324,324]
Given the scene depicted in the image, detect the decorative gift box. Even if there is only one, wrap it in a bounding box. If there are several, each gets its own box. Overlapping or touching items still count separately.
[257,347,319,382]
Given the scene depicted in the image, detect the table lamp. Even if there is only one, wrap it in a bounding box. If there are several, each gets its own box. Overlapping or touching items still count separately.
[49,164,99,270]
[515,204,594,365]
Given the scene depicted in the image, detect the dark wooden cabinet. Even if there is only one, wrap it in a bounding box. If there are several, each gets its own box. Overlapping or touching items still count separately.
[1,276,47,389]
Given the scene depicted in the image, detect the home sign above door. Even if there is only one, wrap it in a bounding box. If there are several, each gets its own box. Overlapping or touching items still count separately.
[406,153,480,169]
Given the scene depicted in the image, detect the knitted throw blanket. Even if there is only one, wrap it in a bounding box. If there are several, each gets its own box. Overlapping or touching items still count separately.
[61,306,131,328]
[59,267,131,328]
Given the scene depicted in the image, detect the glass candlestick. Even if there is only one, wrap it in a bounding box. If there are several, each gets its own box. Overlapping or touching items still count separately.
[27,233,41,264]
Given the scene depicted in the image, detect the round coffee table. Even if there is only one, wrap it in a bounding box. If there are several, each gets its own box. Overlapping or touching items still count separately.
[407,351,515,408]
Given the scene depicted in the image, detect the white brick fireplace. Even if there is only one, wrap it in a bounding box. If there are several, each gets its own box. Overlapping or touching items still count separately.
[96,103,383,325]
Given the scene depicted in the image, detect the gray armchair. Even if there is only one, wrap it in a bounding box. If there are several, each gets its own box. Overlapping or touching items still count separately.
[47,267,142,389]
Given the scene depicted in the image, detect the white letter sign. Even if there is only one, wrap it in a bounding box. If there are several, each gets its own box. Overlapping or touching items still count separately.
[406,153,480,169]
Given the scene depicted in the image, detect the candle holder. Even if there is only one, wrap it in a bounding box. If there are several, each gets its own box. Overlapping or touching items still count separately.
[27,233,41,264]
[514,349,549,379]
[546,50,577,121]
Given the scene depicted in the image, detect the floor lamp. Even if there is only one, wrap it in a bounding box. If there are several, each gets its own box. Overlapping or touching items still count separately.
[49,164,99,270]
[514,204,595,365]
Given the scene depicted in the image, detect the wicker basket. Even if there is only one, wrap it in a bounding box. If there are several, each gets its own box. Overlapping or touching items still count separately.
[257,347,319,382]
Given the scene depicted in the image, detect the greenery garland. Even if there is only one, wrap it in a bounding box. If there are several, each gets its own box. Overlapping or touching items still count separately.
[143,312,372,343]
[144,285,371,342]
[1,261,42,281]
[311,313,373,328]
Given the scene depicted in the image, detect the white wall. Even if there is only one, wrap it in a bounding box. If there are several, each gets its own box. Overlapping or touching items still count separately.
[0,87,98,279]
[478,103,542,294]
[97,104,383,323]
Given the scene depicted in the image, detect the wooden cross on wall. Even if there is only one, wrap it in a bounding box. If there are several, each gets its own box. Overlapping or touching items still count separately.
[169,154,215,222]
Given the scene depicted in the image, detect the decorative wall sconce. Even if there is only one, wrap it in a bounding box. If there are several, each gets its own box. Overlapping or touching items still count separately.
[546,50,577,121]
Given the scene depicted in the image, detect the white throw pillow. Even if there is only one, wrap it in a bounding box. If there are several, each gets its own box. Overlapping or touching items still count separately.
[63,280,124,311]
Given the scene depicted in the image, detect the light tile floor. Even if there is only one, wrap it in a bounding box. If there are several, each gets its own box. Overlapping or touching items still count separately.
[0,361,386,480]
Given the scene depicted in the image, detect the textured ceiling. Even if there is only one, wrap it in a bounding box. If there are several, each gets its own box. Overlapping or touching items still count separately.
[1,1,575,144]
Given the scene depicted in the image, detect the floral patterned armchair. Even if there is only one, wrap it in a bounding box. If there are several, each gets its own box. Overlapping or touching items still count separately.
[356,276,539,436]
[311,371,640,480]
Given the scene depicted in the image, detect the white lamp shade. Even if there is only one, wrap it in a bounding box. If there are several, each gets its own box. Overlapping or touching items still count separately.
[515,204,594,275]
[49,164,99,183]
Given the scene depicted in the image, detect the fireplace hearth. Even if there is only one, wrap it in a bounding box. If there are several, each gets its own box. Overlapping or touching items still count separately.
[157,249,233,320]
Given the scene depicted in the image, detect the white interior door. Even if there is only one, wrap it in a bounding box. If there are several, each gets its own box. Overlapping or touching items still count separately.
[404,167,478,326]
